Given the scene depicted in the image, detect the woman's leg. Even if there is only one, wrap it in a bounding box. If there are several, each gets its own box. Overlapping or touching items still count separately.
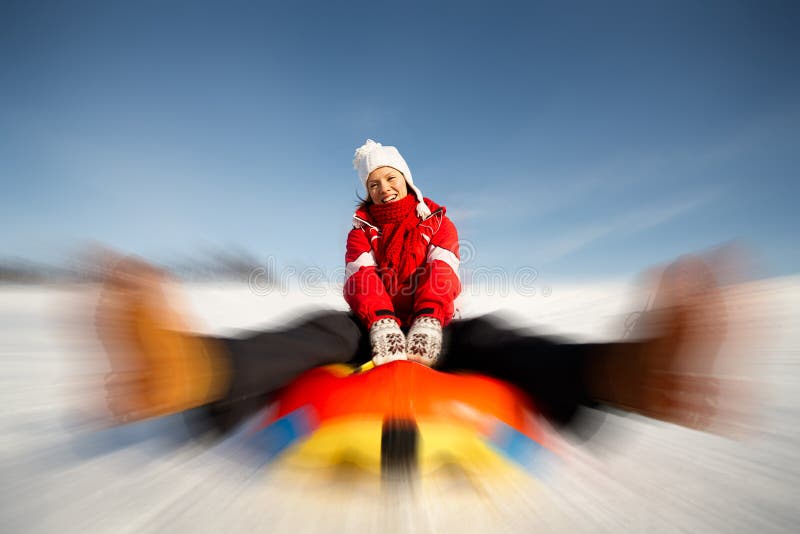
[220,311,367,401]
[193,311,370,433]
[96,255,371,433]
[438,316,642,428]
[439,256,726,434]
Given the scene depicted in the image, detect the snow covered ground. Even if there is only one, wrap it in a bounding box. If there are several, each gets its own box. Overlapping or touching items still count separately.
[1,277,798,533]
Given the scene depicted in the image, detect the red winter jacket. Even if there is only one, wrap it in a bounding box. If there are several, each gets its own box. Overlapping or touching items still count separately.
[344,198,461,330]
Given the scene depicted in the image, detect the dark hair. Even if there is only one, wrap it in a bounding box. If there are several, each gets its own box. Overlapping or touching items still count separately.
[355,193,372,212]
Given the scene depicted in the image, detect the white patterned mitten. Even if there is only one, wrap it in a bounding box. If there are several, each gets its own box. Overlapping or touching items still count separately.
[370,318,407,366]
[406,316,443,367]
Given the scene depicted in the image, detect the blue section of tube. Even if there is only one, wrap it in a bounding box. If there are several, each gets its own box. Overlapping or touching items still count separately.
[243,406,316,466]
[484,420,555,478]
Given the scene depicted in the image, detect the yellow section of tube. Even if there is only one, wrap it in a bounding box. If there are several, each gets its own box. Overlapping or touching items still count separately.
[275,417,524,478]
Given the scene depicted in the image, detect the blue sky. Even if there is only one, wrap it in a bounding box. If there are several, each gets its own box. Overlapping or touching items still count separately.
[1,0,798,280]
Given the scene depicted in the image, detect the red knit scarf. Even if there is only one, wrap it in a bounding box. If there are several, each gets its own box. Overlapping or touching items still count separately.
[368,194,425,293]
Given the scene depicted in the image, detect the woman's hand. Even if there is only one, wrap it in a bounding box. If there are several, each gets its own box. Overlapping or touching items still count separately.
[369,318,408,366]
[407,317,443,367]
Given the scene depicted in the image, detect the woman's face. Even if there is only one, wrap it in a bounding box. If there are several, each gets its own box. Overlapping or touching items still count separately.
[366,166,409,204]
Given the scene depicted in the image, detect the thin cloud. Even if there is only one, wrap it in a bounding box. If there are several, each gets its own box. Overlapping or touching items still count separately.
[446,169,615,224]
[533,189,719,265]
[447,207,486,223]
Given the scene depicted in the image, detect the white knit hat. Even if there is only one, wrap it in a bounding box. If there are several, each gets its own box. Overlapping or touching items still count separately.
[353,139,431,219]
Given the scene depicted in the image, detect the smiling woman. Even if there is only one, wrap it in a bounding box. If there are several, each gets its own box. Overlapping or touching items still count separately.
[347,139,460,364]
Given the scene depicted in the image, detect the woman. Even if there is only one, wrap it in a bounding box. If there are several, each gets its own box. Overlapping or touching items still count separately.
[345,139,461,367]
[96,140,727,435]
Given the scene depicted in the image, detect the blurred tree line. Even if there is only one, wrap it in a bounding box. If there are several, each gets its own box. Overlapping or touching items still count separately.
[0,248,271,285]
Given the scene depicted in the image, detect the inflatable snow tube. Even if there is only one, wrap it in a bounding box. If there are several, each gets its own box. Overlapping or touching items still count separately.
[243,360,558,480]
